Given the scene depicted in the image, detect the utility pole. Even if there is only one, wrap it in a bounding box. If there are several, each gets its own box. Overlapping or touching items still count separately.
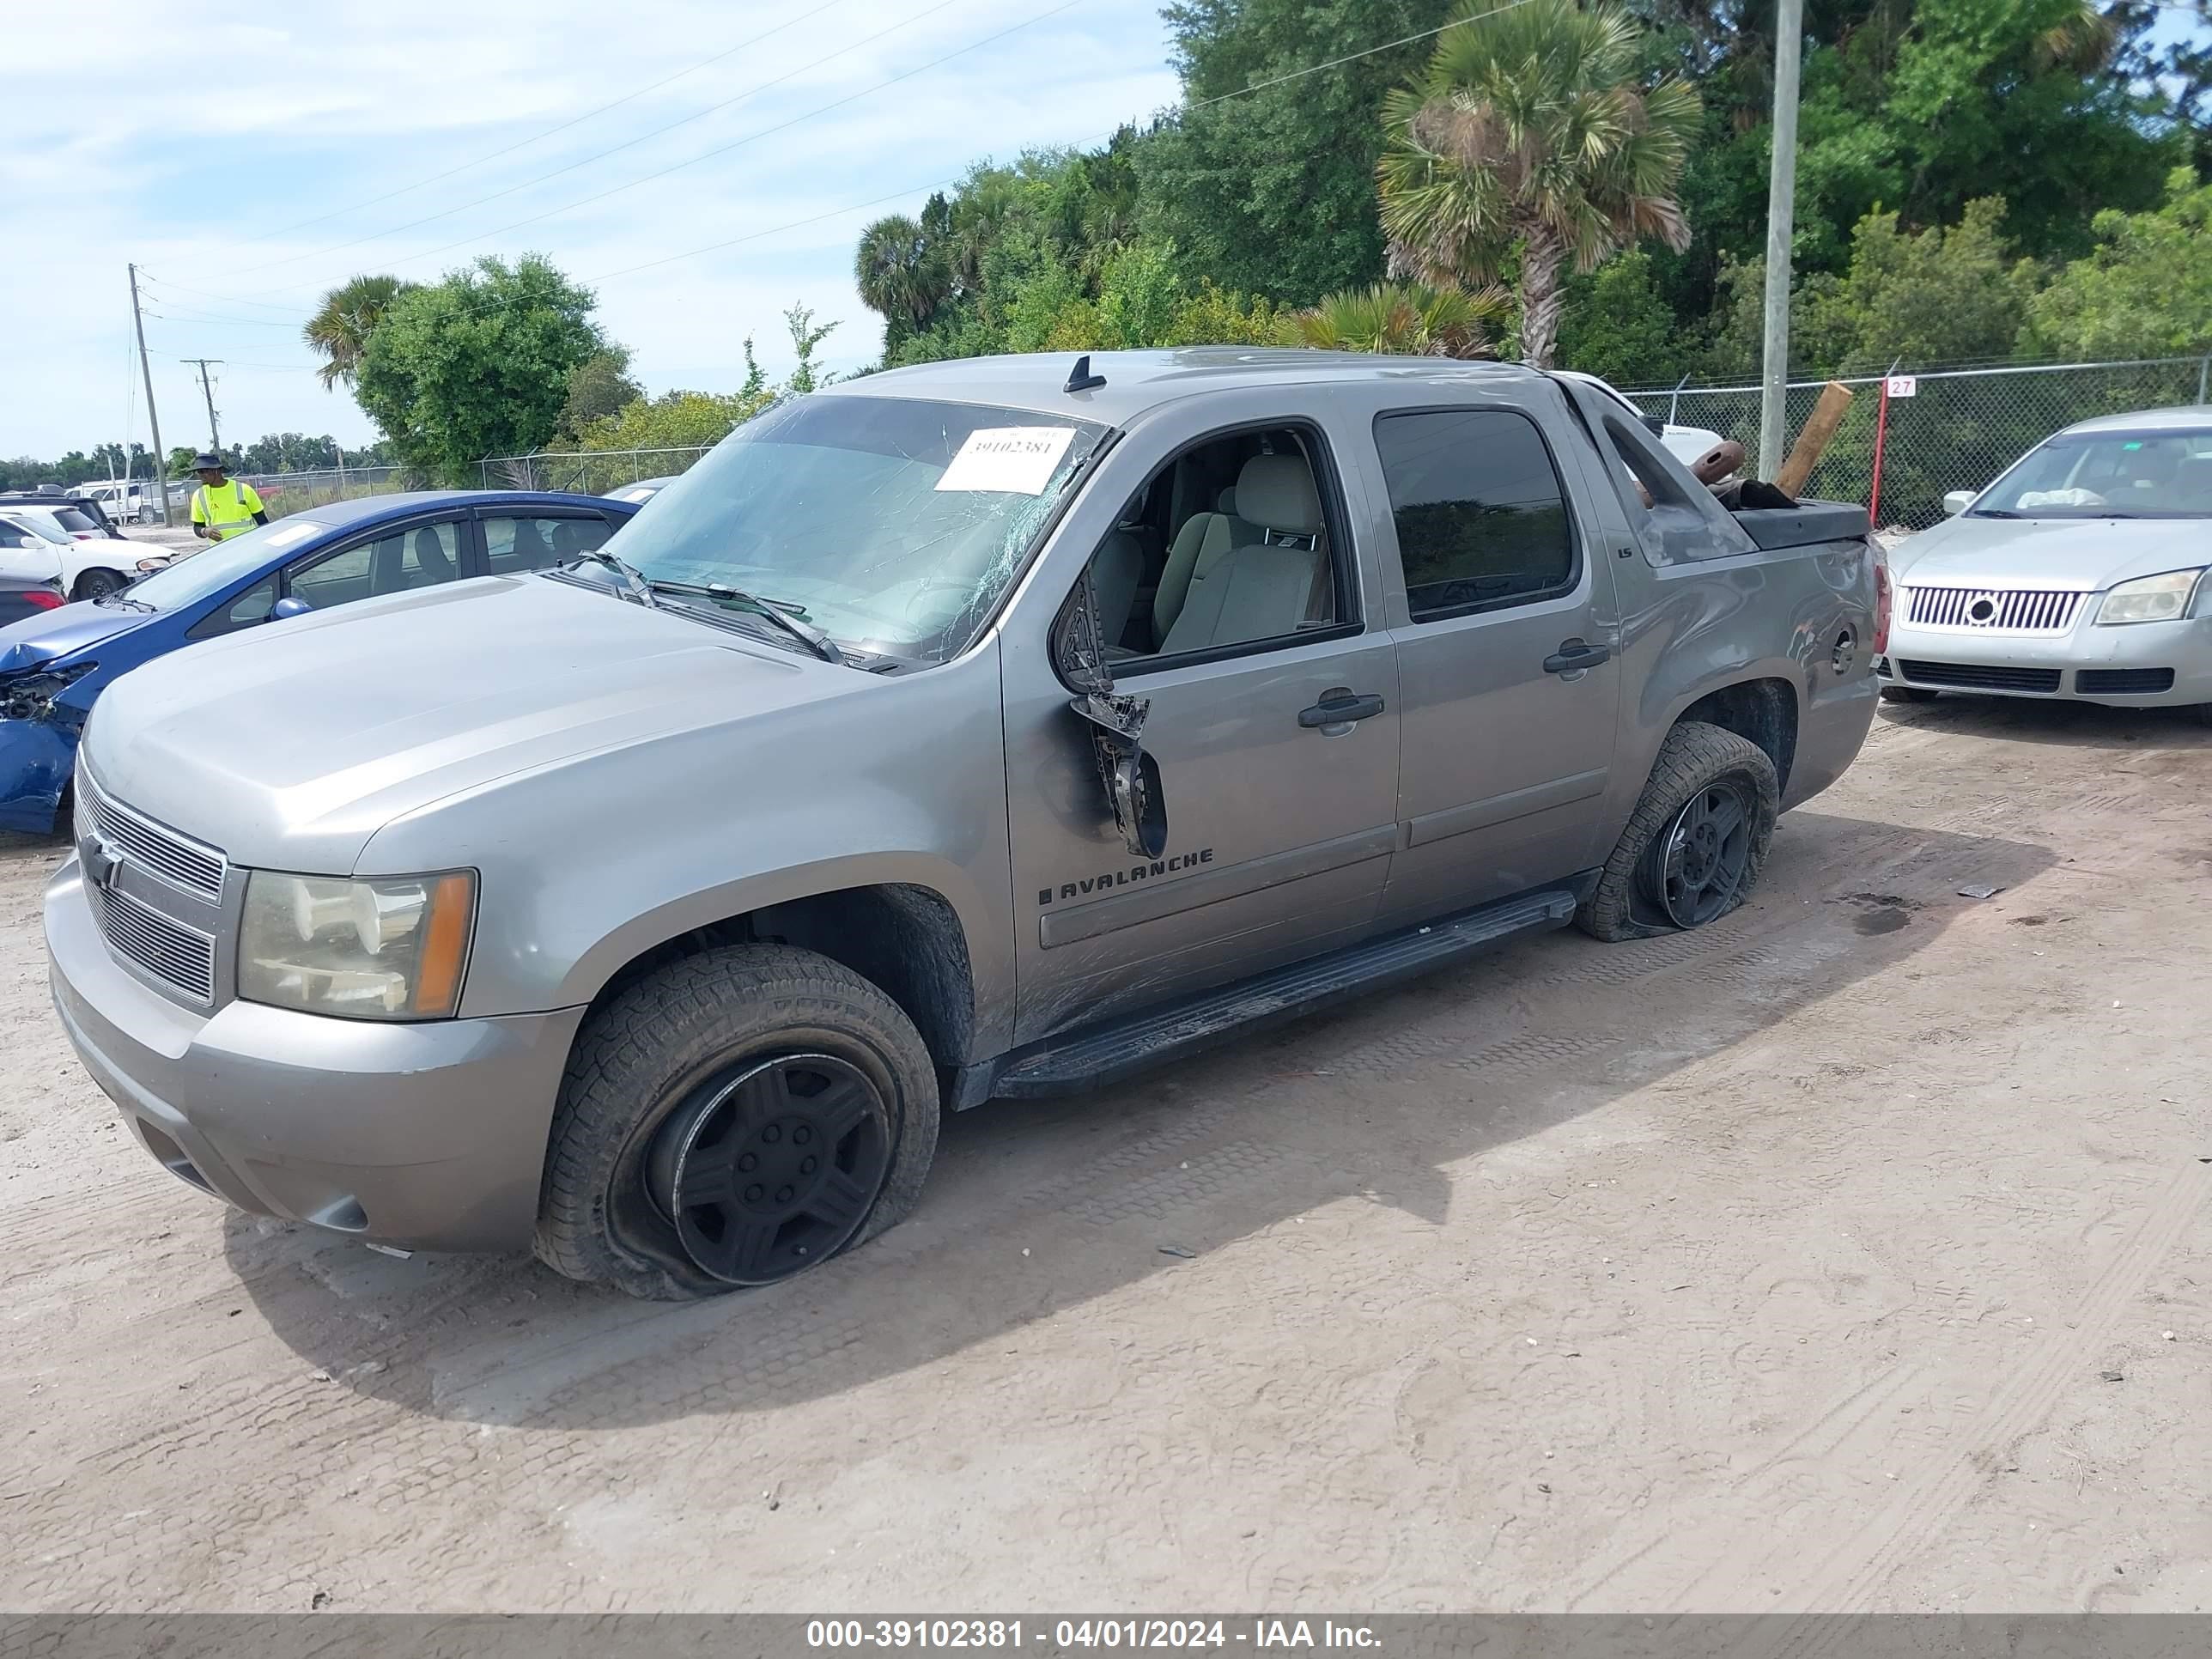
[181,357,224,450]
[127,264,173,526]
[1757,0,1805,481]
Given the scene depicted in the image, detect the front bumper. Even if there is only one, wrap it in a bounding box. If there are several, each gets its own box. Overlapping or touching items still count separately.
[46,858,585,1253]
[1878,613,2212,707]
[0,718,76,835]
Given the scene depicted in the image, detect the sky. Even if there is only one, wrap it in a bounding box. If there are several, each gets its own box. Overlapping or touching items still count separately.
[0,0,1181,464]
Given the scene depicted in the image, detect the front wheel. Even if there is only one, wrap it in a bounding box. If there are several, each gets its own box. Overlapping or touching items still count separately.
[1577,721,1781,942]
[72,568,126,601]
[536,945,940,1299]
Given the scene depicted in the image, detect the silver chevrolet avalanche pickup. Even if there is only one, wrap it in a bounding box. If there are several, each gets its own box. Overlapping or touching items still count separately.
[46,350,1881,1298]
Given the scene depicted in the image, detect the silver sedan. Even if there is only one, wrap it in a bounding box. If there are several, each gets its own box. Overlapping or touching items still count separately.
[1876,405,2212,721]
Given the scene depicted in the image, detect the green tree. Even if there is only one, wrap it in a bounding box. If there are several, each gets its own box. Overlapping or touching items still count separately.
[557,348,643,442]
[1378,0,1702,368]
[1136,0,1460,306]
[2023,168,2212,359]
[353,254,605,483]
[854,213,952,349]
[1555,250,1693,386]
[1290,282,1511,356]
[781,304,838,394]
[580,389,770,453]
[302,274,418,391]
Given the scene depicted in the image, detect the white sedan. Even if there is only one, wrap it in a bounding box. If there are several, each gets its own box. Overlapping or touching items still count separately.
[1876,405,2212,720]
[0,512,161,600]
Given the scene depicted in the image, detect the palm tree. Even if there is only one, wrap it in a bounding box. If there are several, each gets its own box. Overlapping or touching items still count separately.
[1376,0,1701,369]
[854,214,951,333]
[1290,282,1513,358]
[302,274,416,390]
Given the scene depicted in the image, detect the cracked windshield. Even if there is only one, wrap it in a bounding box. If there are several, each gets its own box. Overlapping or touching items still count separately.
[610,395,1108,662]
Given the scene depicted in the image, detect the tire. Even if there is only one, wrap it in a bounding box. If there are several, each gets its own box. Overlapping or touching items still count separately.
[1577,720,1781,943]
[536,945,940,1300]
[72,568,126,601]
[1880,685,1939,704]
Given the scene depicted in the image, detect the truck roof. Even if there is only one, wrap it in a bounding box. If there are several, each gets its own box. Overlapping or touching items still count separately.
[830,348,1551,423]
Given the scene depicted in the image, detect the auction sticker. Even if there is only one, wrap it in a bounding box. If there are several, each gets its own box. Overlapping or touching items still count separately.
[935,427,1078,495]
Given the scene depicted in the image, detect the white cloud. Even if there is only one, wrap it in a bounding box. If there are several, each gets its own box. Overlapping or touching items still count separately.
[0,0,1177,459]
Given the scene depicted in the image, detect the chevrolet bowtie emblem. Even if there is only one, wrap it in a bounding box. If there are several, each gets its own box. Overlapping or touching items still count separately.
[83,836,123,891]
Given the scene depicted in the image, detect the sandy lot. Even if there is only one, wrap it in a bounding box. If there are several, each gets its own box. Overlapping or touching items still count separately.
[2,696,2208,1614]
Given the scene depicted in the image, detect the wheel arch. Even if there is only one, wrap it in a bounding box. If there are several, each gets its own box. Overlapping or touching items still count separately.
[1670,675,1800,795]
[565,871,981,1077]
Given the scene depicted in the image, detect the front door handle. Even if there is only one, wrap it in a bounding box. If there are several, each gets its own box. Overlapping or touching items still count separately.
[1298,690,1387,729]
[1543,639,1613,675]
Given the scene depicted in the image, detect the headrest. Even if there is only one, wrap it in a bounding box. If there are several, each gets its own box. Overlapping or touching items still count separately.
[1216,486,1239,516]
[1235,453,1322,536]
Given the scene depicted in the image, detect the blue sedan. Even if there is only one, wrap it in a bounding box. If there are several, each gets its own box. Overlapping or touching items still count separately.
[0,489,639,834]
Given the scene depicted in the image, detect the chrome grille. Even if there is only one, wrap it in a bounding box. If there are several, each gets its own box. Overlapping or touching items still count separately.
[76,773,226,900]
[89,882,216,1004]
[1905,586,2085,633]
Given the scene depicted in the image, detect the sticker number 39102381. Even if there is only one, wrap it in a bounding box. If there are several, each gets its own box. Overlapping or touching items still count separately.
[933,427,1078,495]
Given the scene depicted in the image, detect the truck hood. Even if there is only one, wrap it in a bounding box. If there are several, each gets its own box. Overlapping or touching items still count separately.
[83,574,852,872]
[0,599,151,674]
[1892,514,2208,592]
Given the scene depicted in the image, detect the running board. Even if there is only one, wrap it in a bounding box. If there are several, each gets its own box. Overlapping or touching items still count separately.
[988,888,1580,1100]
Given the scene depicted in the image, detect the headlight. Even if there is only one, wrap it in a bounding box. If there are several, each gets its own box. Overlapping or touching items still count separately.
[2097,568,2203,625]
[239,869,476,1020]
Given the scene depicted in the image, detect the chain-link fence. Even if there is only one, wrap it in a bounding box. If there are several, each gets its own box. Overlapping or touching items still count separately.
[476,448,714,495]
[164,465,407,521]
[477,356,2212,529]
[1622,356,2212,531]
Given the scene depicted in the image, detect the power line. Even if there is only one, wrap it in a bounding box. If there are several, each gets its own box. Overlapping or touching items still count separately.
[233,0,858,252]
[217,0,971,286]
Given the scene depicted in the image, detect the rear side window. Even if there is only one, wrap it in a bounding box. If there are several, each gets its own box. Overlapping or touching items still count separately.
[1374,410,1576,621]
[483,514,611,576]
[50,507,97,534]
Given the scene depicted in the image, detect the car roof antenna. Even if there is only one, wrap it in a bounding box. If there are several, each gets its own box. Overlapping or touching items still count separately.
[1065,354,1108,394]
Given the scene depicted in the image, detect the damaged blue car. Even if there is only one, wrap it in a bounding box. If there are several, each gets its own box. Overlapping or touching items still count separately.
[0,489,639,834]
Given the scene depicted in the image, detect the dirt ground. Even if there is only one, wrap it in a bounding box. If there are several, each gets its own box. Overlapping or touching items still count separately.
[2,696,2208,1615]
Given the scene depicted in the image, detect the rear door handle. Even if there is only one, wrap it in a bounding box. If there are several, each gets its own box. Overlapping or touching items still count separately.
[1298,690,1387,729]
[1543,639,1613,675]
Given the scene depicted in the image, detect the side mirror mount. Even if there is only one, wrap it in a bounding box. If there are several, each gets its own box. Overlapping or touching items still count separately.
[1942,489,1976,517]
[269,595,313,621]
[1052,568,1168,860]
[1641,412,1668,439]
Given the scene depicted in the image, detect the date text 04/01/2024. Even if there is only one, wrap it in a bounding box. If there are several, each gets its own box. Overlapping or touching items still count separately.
[805,1620,1382,1650]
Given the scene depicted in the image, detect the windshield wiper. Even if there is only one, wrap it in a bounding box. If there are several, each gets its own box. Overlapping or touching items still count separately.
[647,580,846,665]
[565,548,661,608]
[1968,508,2023,519]
[94,593,155,611]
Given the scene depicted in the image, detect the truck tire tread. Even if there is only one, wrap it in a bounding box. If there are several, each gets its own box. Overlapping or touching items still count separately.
[1577,720,1781,943]
[536,944,939,1300]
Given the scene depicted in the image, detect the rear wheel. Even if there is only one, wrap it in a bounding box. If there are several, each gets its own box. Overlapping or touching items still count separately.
[536,945,939,1300]
[1880,685,1939,704]
[1577,721,1780,942]
[72,568,125,601]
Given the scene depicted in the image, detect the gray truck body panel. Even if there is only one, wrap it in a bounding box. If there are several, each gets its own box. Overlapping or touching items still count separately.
[48,349,1877,1253]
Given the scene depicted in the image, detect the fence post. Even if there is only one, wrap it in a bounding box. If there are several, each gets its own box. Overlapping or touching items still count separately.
[1868,378,1893,526]
[2199,355,2209,405]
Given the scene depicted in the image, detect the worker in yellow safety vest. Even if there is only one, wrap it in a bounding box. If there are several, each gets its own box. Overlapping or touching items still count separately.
[188,452,270,543]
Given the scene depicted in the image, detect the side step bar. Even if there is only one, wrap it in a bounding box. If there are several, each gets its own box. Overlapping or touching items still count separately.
[987,887,1580,1101]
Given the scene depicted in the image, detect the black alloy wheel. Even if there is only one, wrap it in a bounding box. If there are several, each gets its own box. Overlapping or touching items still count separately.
[1639,778,1758,929]
[645,1053,893,1286]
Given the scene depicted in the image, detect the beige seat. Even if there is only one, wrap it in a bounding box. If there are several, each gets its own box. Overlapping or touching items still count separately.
[1158,455,1327,655]
[1152,485,1255,647]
